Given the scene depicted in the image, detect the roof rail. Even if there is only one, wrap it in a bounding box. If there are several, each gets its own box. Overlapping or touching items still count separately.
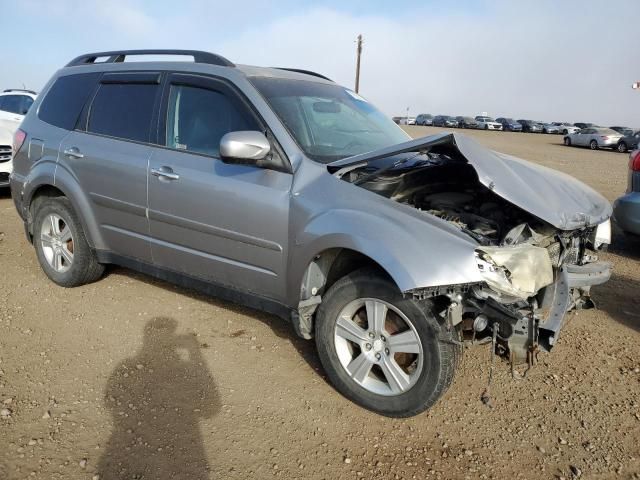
[3,88,37,95]
[66,49,235,68]
[275,68,333,82]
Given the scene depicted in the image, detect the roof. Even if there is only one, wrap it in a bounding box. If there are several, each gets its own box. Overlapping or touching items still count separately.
[64,49,334,84]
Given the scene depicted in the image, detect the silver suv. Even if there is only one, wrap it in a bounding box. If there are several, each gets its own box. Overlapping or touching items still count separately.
[10,50,612,417]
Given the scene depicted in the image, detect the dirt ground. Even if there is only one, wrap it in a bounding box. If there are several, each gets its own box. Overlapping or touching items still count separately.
[1,126,639,480]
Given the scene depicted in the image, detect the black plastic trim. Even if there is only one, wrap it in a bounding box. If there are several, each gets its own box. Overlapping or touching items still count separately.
[100,72,161,84]
[94,250,293,320]
[274,68,333,82]
[66,50,235,67]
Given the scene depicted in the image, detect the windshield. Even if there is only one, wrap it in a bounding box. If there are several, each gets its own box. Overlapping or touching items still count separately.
[251,77,409,163]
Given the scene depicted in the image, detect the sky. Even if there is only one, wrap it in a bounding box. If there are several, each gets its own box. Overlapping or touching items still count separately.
[2,0,639,126]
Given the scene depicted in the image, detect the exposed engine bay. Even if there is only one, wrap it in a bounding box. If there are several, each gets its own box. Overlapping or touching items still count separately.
[340,147,611,372]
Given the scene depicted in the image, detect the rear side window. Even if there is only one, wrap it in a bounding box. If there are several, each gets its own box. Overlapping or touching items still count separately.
[88,83,158,143]
[39,73,101,129]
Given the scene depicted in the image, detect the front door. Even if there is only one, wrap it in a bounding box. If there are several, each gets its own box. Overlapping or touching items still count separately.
[147,74,292,302]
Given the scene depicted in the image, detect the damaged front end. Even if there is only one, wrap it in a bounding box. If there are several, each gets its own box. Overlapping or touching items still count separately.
[331,132,612,368]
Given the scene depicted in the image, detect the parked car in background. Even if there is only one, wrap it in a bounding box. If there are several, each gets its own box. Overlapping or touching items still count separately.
[563,127,623,150]
[415,114,433,126]
[553,122,580,135]
[610,126,632,135]
[456,116,479,129]
[0,122,13,188]
[616,130,640,153]
[495,117,522,132]
[538,122,560,134]
[433,115,458,127]
[11,50,613,417]
[396,116,416,125]
[574,122,597,130]
[0,89,37,131]
[475,116,502,130]
[517,119,543,133]
[613,150,640,235]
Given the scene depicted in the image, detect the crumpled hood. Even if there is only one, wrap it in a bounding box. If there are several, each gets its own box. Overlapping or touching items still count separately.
[329,132,611,230]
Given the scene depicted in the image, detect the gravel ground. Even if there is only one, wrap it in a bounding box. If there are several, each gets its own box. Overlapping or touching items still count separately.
[0,126,639,480]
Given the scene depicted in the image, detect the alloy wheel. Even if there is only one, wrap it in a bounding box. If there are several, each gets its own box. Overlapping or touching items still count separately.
[40,214,74,273]
[334,298,424,396]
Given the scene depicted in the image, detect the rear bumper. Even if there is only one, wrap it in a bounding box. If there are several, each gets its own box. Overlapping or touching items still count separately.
[538,261,612,351]
[613,192,640,235]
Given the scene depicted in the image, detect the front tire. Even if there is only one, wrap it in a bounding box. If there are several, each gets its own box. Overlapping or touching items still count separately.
[590,140,598,150]
[33,197,105,287]
[564,137,571,146]
[315,269,460,417]
[618,142,628,153]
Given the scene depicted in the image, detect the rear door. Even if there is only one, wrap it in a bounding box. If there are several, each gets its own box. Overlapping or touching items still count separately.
[146,73,292,301]
[58,72,161,261]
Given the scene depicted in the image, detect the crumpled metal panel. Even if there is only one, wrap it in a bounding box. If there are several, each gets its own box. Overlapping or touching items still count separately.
[330,132,612,231]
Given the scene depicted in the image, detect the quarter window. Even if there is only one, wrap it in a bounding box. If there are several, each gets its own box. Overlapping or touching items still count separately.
[88,83,158,142]
[39,73,101,130]
[165,84,258,157]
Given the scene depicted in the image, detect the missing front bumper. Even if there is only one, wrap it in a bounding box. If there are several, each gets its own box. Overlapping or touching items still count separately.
[537,261,612,351]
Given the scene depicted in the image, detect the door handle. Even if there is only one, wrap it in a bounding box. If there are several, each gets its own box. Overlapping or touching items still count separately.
[63,147,84,159]
[151,166,180,181]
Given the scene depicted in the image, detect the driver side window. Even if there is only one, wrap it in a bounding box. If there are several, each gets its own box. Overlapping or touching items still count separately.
[166,85,258,158]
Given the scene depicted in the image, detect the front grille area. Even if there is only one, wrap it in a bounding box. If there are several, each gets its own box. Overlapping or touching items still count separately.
[0,145,11,163]
[0,172,9,183]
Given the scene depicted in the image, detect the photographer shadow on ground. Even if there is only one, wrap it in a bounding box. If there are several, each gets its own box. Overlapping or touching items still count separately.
[97,317,220,480]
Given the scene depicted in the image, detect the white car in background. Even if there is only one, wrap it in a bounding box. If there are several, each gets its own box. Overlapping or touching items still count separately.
[0,89,37,130]
[553,122,580,135]
[475,115,503,130]
[0,122,14,188]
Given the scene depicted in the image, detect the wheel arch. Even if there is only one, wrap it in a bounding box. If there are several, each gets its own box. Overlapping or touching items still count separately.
[290,245,402,339]
[25,176,104,249]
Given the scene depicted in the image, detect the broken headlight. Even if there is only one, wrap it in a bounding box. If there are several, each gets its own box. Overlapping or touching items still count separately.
[592,219,611,250]
[475,245,554,300]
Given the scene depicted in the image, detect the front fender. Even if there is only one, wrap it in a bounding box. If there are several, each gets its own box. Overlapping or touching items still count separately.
[286,208,483,307]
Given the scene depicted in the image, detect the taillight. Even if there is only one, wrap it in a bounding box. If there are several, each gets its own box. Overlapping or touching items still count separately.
[601,136,609,140]
[13,128,26,154]
[629,150,640,172]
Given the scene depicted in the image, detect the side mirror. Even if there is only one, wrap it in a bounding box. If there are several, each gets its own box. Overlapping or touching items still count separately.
[220,131,271,166]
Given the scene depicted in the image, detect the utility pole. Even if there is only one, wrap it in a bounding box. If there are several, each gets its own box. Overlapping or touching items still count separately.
[355,34,363,93]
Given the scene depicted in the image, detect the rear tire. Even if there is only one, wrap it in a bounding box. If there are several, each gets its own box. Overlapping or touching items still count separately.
[564,137,571,146]
[590,140,598,150]
[33,197,104,287]
[618,142,628,153]
[314,268,460,417]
